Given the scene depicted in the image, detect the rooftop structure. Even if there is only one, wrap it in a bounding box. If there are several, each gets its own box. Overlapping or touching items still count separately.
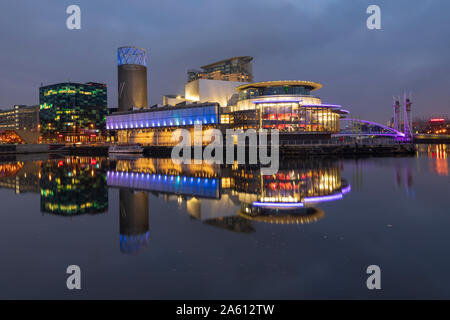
[187,56,253,83]
[236,80,322,92]
[182,56,254,107]
[162,94,185,106]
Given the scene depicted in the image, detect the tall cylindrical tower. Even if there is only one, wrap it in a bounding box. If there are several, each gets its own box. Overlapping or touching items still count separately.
[117,46,148,112]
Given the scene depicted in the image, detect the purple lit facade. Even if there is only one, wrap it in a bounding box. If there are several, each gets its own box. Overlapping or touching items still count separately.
[106,103,220,131]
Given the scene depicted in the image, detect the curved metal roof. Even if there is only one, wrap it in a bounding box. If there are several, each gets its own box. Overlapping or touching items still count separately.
[236,80,323,91]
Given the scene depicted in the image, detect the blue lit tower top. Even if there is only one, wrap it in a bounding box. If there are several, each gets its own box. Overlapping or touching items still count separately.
[117,46,147,67]
[117,46,148,111]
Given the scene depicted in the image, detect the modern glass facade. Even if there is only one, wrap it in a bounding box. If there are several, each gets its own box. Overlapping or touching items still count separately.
[233,102,341,132]
[39,82,107,142]
[238,85,315,100]
[231,81,346,134]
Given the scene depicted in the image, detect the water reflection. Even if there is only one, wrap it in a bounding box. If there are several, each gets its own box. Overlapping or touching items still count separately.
[394,163,414,197]
[1,147,449,298]
[119,189,150,254]
[0,155,353,253]
[229,161,350,225]
[0,161,40,194]
[417,144,449,176]
[39,157,109,215]
[107,158,351,232]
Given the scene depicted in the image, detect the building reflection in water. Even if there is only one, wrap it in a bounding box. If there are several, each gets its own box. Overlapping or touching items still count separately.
[107,157,351,232]
[418,144,449,176]
[0,161,40,194]
[228,160,350,225]
[0,155,354,255]
[119,189,150,254]
[39,157,108,215]
[394,163,414,197]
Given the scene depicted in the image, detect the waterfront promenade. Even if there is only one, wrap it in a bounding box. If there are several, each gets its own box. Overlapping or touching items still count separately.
[0,141,416,158]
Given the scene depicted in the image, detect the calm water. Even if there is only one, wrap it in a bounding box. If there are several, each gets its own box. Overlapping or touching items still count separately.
[0,144,448,299]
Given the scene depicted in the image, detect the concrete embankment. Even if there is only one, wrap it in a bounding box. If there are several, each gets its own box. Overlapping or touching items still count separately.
[279,143,416,157]
[0,144,67,154]
[143,143,417,158]
[66,146,109,156]
[414,135,450,144]
[0,143,417,158]
[0,144,109,156]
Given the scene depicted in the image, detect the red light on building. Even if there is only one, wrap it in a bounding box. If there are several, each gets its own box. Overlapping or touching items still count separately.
[90,159,97,165]
[430,118,445,122]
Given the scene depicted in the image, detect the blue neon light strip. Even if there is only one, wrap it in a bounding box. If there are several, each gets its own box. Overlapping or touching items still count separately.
[120,231,150,253]
[341,185,351,195]
[252,99,303,104]
[300,104,342,108]
[252,202,305,208]
[303,193,343,203]
[107,171,219,198]
[106,105,219,130]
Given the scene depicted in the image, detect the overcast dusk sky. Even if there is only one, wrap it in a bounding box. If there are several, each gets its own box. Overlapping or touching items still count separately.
[0,0,448,123]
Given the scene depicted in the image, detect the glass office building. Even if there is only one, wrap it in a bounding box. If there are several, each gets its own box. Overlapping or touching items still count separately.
[39,82,107,143]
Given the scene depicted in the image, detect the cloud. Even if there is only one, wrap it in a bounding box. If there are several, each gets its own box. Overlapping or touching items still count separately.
[0,0,448,122]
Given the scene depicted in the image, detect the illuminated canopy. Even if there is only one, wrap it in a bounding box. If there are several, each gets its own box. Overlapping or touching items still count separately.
[236,80,323,91]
